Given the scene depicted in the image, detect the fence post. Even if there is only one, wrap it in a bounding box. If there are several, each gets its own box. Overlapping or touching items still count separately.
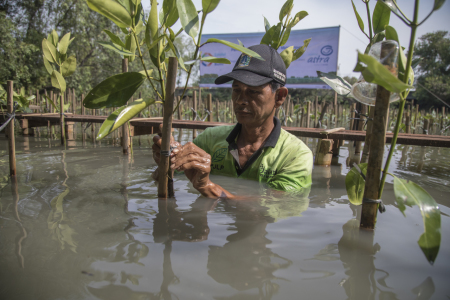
[7,81,16,176]
[207,94,212,122]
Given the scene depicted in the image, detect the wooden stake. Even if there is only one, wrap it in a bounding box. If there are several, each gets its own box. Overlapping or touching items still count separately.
[60,90,65,145]
[122,58,130,154]
[361,106,375,164]
[158,57,177,199]
[306,101,311,128]
[7,81,16,176]
[360,42,397,230]
[207,94,212,122]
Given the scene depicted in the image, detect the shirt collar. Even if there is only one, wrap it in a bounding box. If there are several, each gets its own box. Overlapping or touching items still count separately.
[226,117,281,148]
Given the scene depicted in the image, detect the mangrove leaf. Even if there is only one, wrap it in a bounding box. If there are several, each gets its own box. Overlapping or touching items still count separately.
[372,1,391,35]
[83,72,146,109]
[42,38,58,64]
[279,0,294,22]
[177,0,199,40]
[51,70,66,92]
[351,0,367,38]
[345,163,367,205]
[98,41,134,56]
[104,29,126,47]
[393,177,441,264]
[205,38,264,60]
[280,46,294,68]
[58,32,71,55]
[61,56,77,77]
[202,0,220,15]
[288,11,308,28]
[87,0,132,29]
[43,55,54,75]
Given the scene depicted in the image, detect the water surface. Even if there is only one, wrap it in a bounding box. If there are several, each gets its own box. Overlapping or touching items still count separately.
[0,131,449,299]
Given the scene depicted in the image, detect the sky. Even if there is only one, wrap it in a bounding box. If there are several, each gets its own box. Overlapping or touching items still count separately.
[141,0,450,78]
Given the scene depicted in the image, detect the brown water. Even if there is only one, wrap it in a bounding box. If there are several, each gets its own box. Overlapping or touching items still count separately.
[0,130,449,300]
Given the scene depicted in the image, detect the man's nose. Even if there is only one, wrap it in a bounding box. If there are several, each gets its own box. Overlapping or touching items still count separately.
[234,92,248,105]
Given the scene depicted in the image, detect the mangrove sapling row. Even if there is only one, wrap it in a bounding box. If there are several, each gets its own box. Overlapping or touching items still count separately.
[321,0,443,264]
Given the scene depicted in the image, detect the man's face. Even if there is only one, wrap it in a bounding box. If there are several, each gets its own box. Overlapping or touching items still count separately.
[231,80,281,127]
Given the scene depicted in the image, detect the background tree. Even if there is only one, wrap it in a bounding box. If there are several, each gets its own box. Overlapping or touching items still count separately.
[413,31,450,109]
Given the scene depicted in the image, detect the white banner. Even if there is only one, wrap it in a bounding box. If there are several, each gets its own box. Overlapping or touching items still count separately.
[199,26,340,89]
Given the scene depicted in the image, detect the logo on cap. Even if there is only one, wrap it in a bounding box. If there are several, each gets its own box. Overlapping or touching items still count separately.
[273,69,286,83]
[238,54,251,67]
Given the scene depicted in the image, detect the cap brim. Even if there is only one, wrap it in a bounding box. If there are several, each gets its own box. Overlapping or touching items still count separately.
[215,70,273,87]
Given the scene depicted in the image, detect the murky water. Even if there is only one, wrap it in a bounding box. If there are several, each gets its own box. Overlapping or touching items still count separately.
[1,130,449,300]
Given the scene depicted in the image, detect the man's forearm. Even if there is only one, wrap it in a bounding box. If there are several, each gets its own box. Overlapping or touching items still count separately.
[196,181,235,199]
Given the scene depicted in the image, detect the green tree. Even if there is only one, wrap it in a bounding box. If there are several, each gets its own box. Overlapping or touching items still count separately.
[413,31,450,108]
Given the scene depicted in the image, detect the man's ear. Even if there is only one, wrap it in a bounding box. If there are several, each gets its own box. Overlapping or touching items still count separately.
[274,87,288,109]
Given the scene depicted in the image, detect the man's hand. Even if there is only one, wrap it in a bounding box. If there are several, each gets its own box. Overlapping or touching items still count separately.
[169,142,212,191]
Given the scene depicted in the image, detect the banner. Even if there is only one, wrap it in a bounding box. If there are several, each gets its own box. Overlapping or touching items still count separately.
[199,26,340,89]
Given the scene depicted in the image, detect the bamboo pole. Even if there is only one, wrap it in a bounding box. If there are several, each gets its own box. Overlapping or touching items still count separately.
[306,101,311,128]
[7,81,16,176]
[207,94,212,122]
[360,42,396,229]
[314,96,318,127]
[122,58,130,154]
[158,57,177,198]
[215,99,220,122]
[60,89,65,145]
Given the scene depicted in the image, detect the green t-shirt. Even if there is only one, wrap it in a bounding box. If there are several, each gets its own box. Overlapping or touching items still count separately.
[193,118,313,191]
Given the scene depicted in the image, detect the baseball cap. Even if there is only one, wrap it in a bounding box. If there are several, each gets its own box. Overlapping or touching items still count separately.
[215,44,287,87]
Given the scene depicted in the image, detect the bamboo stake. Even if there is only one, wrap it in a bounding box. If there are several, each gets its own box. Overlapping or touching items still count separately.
[314,96,318,127]
[207,94,212,122]
[158,57,177,198]
[60,89,65,145]
[306,101,311,128]
[122,58,130,154]
[7,81,16,176]
[360,42,396,230]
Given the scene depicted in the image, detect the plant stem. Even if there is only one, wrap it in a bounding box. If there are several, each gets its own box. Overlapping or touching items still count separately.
[173,13,206,113]
[365,1,373,42]
[131,30,163,100]
[379,0,419,196]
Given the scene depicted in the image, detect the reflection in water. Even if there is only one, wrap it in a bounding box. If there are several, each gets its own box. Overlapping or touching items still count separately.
[46,151,77,252]
[11,176,28,268]
[207,200,293,299]
[411,277,435,300]
[337,219,399,300]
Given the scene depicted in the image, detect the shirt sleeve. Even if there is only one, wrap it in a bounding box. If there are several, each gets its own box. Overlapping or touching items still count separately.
[267,148,313,191]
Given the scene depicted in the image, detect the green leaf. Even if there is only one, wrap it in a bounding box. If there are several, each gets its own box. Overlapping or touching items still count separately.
[104,29,125,47]
[51,70,66,92]
[201,56,231,64]
[372,1,391,35]
[373,31,386,43]
[202,0,220,15]
[354,52,413,93]
[146,0,159,49]
[124,34,136,62]
[177,0,199,40]
[393,177,441,264]
[162,0,179,27]
[317,71,353,96]
[42,94,59,112]
[61,56,77,77]
[43,55,54,75]
[280,46,294,68]
[351,0,367,38]
[260,25,276,46]
[292,38,311,61]
[271,22,282,49]
[98,41,134,56]
[42,38,58,64]
[97,98,156,140]
[87,0,132,29]
[345,163,367,205]
[288,11,308,28]
[279,27,291,47]
[58,32,71,55]
[433,0,446,11]
[205,38,264,60]
[83,72,146,109]
[279,0,294,22]
[48,30,59,47]
[164,34,187,71]
[263,16,270,32]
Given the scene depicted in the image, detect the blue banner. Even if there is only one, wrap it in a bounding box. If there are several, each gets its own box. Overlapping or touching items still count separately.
[200,26,340,89]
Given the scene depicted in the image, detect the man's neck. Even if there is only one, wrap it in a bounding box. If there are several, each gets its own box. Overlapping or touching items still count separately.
[238,115,274,147]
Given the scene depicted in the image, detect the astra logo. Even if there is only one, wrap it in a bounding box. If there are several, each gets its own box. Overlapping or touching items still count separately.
[320,45,333,56]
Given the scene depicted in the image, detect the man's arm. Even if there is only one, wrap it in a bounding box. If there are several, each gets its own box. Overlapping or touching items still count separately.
[170,142,235,199]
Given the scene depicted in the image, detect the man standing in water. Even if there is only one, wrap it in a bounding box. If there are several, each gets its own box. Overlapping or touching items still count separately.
[153,44,312,198]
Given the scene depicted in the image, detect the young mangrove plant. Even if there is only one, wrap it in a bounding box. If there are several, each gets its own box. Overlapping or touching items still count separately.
[320,0,444,264]
[41,29,77,145]
[82,0,311,197]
